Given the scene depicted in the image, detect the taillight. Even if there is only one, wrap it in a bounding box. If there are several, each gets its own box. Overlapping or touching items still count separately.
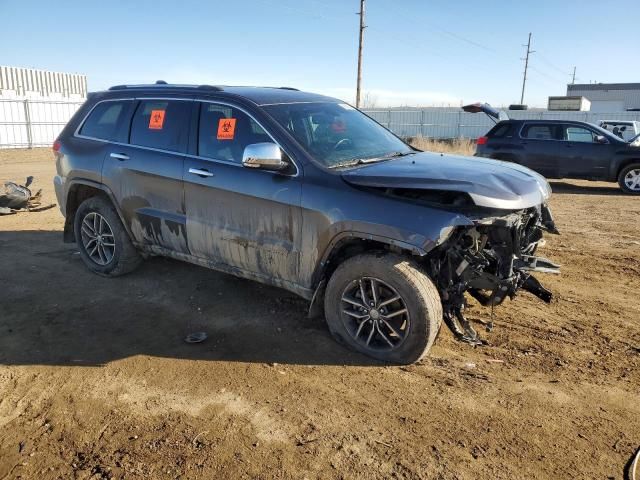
[52,140,61,153]
[476,136,488,145]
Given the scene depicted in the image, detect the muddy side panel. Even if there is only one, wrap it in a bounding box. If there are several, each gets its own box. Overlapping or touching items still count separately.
[183,158,303,285]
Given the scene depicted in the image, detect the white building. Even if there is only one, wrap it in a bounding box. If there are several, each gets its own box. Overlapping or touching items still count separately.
[0,66,87,148]
[566,83,640,113]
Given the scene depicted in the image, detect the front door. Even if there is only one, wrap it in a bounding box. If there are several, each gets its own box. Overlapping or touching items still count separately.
[101,98,193,253]
[183,101,303,286]
[560,124,614,179]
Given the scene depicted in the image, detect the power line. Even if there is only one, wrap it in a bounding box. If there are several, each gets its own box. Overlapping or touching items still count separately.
[536,52,571,77]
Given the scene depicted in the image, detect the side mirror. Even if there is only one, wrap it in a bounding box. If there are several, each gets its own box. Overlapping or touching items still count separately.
[242,143,288,171]
[595,135,609,144]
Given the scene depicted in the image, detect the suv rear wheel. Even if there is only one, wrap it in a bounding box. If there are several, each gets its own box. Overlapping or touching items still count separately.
[618,163,640,194]
[74,196,142,276]
[324,253,442,364]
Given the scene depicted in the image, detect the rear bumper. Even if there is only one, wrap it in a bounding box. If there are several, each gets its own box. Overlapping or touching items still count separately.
[53,175,65,216]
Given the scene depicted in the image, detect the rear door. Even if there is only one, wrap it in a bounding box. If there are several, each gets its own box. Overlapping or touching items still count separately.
[101,97,193,253]
[183,101,303,285]
[519,123,563,177]
[560,124,615,179]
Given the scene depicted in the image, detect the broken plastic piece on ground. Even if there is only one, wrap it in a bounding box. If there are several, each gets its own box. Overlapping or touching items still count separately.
[184,331,208,344]
[0,177,56,215]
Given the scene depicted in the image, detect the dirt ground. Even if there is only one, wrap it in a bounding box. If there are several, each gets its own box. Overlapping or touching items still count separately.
[1,147,639,480]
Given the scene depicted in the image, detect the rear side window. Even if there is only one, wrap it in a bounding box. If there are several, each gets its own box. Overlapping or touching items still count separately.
[130,100,191,153]
[198,102,271,163]
[79,100,132,142]
[488,123,513,138]
[522,124,560,140]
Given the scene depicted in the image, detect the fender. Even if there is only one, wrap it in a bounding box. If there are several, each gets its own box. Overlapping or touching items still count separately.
[609,155,640,182]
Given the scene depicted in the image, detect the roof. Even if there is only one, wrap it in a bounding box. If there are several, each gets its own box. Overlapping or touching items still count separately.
[568,83,640,92]
[500,119,592,125]
[105,83,339,105]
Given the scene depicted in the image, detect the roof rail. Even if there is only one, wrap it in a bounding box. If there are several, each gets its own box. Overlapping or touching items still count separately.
[108,84,223,92]
[278,87,299,91]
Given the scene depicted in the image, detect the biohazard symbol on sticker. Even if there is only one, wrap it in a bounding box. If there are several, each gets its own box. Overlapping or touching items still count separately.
[149,110,165,130]
[217,118,236,140]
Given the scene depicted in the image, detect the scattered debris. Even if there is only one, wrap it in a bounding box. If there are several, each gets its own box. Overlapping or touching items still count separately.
[374,439,393,448]
[0,177,55,215]
[485,359,505,364]
[184,331,208,344]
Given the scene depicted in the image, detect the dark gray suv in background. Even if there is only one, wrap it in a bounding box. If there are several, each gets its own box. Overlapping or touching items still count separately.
[53,83,559,364]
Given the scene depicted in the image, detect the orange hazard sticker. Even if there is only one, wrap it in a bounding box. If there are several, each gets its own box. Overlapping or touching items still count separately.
[217,118,236,140]
[148,110,165,130]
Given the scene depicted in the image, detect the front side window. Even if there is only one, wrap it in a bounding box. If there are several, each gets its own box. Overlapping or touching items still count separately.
[564,126,596,143]
[522,124,560,140]
[129,100,190,153]
[263,102,413,168]
[198,103,271,163]
[79,100,132,141]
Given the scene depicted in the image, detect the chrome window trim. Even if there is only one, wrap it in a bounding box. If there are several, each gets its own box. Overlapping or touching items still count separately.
[196,99,299,177]
[517,122,602,143]
[73,97,300,177]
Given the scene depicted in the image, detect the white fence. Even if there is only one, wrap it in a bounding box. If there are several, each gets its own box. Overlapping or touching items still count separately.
[0,98,84,148]
[362,108,640,139]
[3,100,640,148]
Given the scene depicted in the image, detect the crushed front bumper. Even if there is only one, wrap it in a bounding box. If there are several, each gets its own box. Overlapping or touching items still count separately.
[427,203,559,345]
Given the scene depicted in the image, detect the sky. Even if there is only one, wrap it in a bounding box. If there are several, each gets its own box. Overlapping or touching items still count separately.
[1,0,638,108]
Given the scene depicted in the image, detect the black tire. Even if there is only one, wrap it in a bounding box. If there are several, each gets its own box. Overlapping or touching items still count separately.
[74,195,142,277]
[618,163,640,194]
[324,253,442,364]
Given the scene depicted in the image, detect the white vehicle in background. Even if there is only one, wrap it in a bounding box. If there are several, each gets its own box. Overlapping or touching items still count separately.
[598,120,640,142]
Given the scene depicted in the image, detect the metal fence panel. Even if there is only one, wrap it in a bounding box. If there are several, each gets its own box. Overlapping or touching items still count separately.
[363,108,640,139]
[0,98,84,148]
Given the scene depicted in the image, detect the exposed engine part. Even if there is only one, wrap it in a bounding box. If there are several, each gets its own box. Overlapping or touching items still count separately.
[428,203,559,345]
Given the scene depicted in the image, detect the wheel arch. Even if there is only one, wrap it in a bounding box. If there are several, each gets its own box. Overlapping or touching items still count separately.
[64,180,131,243]
[307,232,430,318]
[615,158,640,180]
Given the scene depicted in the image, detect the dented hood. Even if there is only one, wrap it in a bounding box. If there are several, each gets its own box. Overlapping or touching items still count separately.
[341,152,552,210]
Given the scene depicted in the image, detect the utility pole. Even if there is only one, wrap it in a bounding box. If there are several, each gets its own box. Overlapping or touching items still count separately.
[520,32,534,105]
[571,66,577,85]
[355,0,366,108]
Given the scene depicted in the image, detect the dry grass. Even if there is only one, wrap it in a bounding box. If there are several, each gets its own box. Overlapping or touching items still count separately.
[409,136,476,156]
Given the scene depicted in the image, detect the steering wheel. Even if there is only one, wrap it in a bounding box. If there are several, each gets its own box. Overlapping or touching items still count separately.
[333,138,353,150]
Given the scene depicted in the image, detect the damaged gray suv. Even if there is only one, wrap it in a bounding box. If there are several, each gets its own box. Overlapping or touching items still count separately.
[53,83,559,364]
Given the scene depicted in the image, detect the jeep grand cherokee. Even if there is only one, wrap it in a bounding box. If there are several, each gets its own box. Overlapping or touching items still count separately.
[53,83,559,364]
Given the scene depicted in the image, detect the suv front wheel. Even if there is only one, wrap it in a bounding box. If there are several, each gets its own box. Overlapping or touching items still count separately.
[74,196,142,277]
[324,253,442,364]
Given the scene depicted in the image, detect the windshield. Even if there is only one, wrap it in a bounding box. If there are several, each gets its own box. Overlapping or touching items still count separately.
[263,102,413,168]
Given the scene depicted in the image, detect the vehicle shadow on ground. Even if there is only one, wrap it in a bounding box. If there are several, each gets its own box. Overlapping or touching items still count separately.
[548,180,623,195]
[0,230,382,367]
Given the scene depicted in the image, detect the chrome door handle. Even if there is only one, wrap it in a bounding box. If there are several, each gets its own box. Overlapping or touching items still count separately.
[110,153,129,161]
[188,168,214,177]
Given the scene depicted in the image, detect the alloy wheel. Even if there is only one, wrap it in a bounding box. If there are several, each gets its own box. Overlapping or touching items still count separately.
[80,212,115,266]
[340,277,410,351]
